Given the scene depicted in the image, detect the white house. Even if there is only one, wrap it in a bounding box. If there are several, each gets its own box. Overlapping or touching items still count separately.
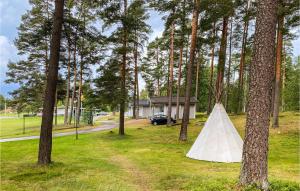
[126,96,197,119]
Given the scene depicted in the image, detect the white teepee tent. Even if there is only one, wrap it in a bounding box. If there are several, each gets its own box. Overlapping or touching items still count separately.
[186,103,243,163]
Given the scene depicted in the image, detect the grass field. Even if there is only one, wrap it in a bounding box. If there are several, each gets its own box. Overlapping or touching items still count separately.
[0,112,299,191]
[0,115,103,139]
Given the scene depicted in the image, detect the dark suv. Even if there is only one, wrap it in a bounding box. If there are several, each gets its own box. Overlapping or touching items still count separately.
[150,114,176,125]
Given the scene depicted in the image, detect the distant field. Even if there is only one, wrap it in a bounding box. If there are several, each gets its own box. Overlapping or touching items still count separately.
[1,112,299,191]
[0,114,103,138]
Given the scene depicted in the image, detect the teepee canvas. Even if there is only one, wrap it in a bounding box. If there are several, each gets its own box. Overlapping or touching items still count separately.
[186,103,243,163]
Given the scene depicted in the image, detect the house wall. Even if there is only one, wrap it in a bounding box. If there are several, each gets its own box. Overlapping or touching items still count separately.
[163,104,196,119]
[126,104,196,119]
[126,106,151,118]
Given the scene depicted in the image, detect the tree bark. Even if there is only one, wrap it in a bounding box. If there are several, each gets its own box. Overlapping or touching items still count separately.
[240,0,278,189]
[207,22,216,114]
[272,16,284,128]
[225,19,233,109]
[237,1,250,113]
[76,57,83,127]
[119,0,127,135]
[195,51,200,103]
[133,40,138,119]
[215,17,229,103]
[64,42,71,125]
[54,89,58,126]
[76,8,86,127]
[176,44,184,120]
[136,65,139,119]
[167,20,175,126]
[38,0,64,165]
[69,40,77,125]
[156,45,160,96]
[281,44,286,112]
[176,0,186,120]
[179,0,200,141]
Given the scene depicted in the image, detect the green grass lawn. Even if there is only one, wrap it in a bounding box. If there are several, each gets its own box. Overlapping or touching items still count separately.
[1,112,299,191]
[0,115,102,139]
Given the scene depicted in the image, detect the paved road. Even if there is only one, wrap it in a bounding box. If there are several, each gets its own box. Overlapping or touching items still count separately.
[0,121,117,143]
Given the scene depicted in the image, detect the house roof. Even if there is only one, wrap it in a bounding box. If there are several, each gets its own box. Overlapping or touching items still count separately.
[129,99,150,107]
[150,96,197,105]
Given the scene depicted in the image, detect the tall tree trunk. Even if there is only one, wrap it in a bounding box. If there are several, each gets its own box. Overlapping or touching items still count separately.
[176,0,186,120]
[207,22,216,114]
[179,0,200,141]
[119,0,127,135]
[225,19,233,109]
[215,17,229,103]
[54,89,58,126]
[76,58,83,127]
[38,0,64,165]
[240,0,278,189]
[167,20,175,125]
[272,16,284,128]
[69,40,77,125]
[133,40,138,119]
[195,50,201,99]
[281,44,286,111]
[136,66,139,119]
[44,0,50,76]
[156,45,160,96]
[237,1,250,113]
[176,44,184,120]
[76,10,85,127]
[64,42,71,125]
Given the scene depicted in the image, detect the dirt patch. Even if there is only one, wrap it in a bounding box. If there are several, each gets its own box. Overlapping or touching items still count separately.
[125,119,150,128]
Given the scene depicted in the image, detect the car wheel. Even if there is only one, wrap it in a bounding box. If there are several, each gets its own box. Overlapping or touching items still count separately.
[153,122,158,125]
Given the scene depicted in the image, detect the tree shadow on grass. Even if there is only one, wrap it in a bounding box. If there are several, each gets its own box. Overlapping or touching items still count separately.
[9,162,66,182]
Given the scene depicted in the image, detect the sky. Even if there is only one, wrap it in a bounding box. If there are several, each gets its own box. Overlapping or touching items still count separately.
[0,0,299,98]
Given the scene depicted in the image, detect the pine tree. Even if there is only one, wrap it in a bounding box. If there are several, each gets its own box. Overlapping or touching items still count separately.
[240,0,278,188]
[179,0,200,141]
[38,0,65,165]
[272,0,299,127]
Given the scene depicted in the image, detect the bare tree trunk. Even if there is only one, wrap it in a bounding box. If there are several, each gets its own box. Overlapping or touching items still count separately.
[69,40,77,125]
[156,45,161,96]
[44,0,50,76]
[195,51,200,102]
[207,22,216,114]
[176,0,186,120]
[119,0,127,135]
[240,0,278,189]
[237,1,250,113]
[272,16,284,128]
[176,45,184,120]
[225,19,233,109]
[179,0,200,141]
[281,44,286,112]
[133,40,138,119]
[38,0,64,165]
[136,68,139,119]
[54,89,58,126]
[76,58,83,126]
[167,20,175,126]
[64,42,71,125]
[76,9,85,127]
[215,17,229,103]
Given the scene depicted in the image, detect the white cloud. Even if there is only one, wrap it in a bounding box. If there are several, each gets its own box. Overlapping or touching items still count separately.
[0,35,20,97]
[0,35,17,73]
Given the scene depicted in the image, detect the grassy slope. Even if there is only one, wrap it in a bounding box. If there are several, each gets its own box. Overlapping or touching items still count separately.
[0,113,299,191]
